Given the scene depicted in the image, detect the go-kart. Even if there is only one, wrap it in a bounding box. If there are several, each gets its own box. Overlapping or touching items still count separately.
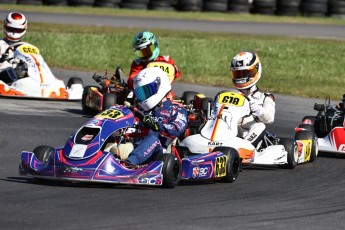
[0,42,84,100]
[19,104,240,188]
[81,67,130,115]
[301,95,345,154]
[179,90,318,169]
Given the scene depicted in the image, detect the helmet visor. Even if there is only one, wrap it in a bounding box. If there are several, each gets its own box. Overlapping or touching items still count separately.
[134,43,156,59]
[4,25,25,34]
[232,67,258,80]
[134,77,161,102]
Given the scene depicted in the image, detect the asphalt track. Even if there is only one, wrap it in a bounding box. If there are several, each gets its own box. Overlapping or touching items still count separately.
[1,11,345,230]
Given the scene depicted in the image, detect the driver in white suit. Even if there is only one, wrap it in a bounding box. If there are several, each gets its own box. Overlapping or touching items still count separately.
[0,12,27,71]
[230,51,276,148]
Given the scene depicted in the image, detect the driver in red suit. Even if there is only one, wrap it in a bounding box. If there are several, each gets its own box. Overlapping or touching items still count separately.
[127,31,181,100]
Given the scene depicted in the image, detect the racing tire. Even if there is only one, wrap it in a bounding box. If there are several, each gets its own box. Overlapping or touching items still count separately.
[279,138,298,169]
[82,86,99,115]
[213,147,241,183]
[181,91,198,105]
[33,145,55,163]
[295,130,318,162]
[102,93,117,111]
[157,154,181,188]
[67,77,84,89]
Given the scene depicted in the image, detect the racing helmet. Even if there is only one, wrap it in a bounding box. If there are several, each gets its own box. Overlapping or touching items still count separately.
[133,31,160,62]
[4,12,27,42]
[230,51,262,90]
[133,67,171,111]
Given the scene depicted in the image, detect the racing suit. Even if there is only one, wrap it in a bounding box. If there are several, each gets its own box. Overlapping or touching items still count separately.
[127,55,181,100]
[238,86,275,148]
[0,38,16,70]
[126,99,188,165]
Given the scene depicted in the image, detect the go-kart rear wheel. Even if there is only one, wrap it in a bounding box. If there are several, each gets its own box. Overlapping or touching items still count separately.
[82,86,99,115]
[295,130,318,162]
[33,145,55,163]
[279,138,298,169]
[102,93,117,111]
[67,77,84,88]
[213,147,241,183]
[181,91,198,105]
[157,154,181,188]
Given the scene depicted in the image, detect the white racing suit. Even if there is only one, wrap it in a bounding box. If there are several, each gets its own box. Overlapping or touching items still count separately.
[0,39,16,71]
[238,86,275,148]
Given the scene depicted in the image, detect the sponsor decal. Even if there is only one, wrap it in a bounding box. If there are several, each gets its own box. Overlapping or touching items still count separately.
[19,45,39,55]
[62,166,83,174]
[81,134,93,141]
[192,167,200,178]
[138,175,162,185]
[208,142,223,147]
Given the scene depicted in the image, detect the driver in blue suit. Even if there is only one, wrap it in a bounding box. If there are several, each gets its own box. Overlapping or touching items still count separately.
[120,67,188,165]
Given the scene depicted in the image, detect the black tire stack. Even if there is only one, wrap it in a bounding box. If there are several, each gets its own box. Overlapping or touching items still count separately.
[276,0,301,16]
[328,0,345,18]
[251,0,276,15]
[17,0,43,5]
[94,0,121,7]
[68,0,94,6]
[228,0,250,14]
[148,0,175,11]
[300,0,328,17]
[43,0,68,5]
[203,0,228,12]
[176,0,203,12]
[120,0,149,9]
[1,0,15,3]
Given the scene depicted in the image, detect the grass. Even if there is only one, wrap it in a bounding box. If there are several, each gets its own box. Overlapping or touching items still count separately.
[1,4,345,100]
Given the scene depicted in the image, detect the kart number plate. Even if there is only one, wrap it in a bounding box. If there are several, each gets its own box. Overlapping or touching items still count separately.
[19,45,39,55]
[217,92,245,106]
[299,140,312,161]
[215,155,227,177]
[69,144,87,158]
[96,109,123,120]
[147,61,175,83]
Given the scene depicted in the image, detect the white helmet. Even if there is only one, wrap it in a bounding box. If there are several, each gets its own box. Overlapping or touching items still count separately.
[133,67,171,111]
[4,12,27,42]
[230,51,262,90]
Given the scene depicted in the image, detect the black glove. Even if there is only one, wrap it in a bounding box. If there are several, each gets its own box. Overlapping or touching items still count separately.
[0,53,9,62]
[143,115,159,132]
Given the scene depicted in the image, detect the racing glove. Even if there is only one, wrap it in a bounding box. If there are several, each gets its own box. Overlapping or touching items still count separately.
[249,100,263,117]
[0,53,9,62]
[143,115,159,132]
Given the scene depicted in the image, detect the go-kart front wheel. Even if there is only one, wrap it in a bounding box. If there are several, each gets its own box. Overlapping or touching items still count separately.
[102,93,117,111]
[157,154,181,188]
[213,147,241,183]
[67,77,84,88]
[279,138,298,169]
[33,145,55,163]
[82,86,99,115]
[295,130,318,162]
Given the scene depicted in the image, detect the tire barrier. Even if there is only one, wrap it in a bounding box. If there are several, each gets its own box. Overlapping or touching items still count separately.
[120,0,149,9]
[17,0,43,5]
[43,0,68,5]
[300,0,328,17]
[251,0,276,15]
[228,0,250,14]
[276,0,301,16]
[67,0,94,6]
[148,0,175,11]
[328,0,345,18]
[203,0,227,12]
[1,0,15,3]
[9,0,345,19]
[94,0,121,7]
[176,0,203,12]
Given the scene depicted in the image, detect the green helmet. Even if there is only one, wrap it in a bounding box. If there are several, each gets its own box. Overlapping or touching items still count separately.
[133,31,160,62]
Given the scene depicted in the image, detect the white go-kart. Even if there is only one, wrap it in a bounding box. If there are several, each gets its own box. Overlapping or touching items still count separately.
[0,42,83,100]
[179,90,318,169]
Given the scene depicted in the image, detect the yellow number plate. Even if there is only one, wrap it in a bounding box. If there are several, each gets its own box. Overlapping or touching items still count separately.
[217,92,245,106]
[147,61,175,83]
[96,109,123,120]
[19,45,39,55]
[215,155,228,178]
